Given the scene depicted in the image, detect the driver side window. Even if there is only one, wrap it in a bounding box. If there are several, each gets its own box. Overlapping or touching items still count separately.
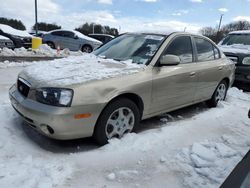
[163,36,193,64]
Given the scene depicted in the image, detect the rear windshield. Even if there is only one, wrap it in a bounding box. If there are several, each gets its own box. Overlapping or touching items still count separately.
[221,34,250,45]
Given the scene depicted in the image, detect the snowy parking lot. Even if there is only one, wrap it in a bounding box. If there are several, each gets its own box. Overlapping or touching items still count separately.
[0,63,250,188]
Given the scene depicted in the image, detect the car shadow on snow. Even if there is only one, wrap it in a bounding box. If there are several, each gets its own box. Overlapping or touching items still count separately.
[136,102,209,133]
[21,123,99,153]
[21,102,209,154]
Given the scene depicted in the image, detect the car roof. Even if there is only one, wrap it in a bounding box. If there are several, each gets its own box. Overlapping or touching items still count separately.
[229,30,250,35]
[124,31,199,37]
[89,34,114,38]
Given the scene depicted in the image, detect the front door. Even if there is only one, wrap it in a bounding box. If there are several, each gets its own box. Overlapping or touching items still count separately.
[151,35,198,114]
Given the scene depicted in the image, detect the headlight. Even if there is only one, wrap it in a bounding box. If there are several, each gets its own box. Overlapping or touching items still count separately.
[36,88,73,107]
[242,57,250,65]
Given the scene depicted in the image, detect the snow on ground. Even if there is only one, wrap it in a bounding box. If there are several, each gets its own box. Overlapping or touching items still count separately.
[0,44,84,58]
[0,66,249,188]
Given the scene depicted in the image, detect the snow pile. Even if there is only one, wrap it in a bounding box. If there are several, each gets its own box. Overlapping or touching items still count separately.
[175,88,250,188]
[0,24,32,38]
[21,54,144,86]
[0,44,84,58]
[0,96,74,188]
[0,60,34,69]
[177,138,249,188]
[219,44,250,54]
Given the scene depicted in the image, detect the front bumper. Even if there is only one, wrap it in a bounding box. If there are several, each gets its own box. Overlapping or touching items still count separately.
[9,84,105,140]
[235,66,250,83]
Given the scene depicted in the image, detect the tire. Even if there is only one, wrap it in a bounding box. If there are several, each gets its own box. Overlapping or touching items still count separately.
[82,45,93,53]
[93,98,140,145]
[206,80,228,108]
[46,42,55,49]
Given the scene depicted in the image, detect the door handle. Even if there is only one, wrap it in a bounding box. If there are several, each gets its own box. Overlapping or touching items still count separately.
[190,72,196,77]
[218,66,223,70]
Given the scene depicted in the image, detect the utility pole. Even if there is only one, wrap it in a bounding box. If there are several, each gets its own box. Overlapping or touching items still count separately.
[92,23,95,34]
[35,0,38,36]
[216,14,224,42]
[217,14,224,33]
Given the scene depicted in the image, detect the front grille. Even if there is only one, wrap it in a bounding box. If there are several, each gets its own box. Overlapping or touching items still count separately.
[226,55,238,64]
[17,78,31,97]
[23,37,32,43]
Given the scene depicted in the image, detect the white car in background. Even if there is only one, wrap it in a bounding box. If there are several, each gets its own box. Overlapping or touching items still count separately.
[42,29,103,53]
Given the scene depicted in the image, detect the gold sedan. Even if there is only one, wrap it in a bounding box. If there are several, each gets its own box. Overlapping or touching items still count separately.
[9,32,235,145]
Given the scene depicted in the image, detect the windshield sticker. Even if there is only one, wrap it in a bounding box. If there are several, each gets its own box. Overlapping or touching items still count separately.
[145,35,164,41]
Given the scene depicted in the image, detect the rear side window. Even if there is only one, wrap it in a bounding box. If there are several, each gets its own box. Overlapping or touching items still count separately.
[63,31,75,38]
[164,36,193,64]
[194,37,216,61]
[51,31,63,36]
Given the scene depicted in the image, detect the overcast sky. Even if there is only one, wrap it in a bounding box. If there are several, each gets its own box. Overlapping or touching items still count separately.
[0,0,250,33]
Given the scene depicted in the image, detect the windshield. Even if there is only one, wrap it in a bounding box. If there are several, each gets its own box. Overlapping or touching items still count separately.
[221,34,250,45]
[93,33,166,65]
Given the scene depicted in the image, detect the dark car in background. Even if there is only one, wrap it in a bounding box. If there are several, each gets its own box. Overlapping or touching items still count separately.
[88,33,114,44]
[219,31,250,89]
[221,150,250,188]
[0,35,14,49]
[0,24,32,49]
[42,29,102,53]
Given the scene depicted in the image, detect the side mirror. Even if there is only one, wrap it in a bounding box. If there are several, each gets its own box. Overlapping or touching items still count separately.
[159,55,181,66]
[74,35,79,39]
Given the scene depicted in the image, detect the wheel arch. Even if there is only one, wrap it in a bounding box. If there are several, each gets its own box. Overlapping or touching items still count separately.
[81,44,93,52]
[95,92,144,130]
[221,77,230,88]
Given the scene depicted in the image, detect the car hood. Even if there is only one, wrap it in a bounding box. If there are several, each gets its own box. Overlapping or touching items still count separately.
[219,44,250,55]
[19,54,145,88]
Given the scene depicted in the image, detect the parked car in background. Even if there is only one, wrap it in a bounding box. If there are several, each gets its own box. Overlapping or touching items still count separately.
[0,24,32,49]
[42,29,102,53]
[221,149,250,188]
[9,32,235,145]
[88,33,114,44]
[219,30,250,89]
[0,35,14,49]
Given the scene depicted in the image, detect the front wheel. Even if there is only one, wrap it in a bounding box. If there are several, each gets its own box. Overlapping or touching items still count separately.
[207,80,228,107]
[93,98,140,145]
[81,45,93,53]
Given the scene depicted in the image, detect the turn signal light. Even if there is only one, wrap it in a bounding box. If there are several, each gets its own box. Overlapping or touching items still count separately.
[74,113,92,119]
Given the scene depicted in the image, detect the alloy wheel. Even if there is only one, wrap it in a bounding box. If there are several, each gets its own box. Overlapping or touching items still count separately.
[105,107,135,139]
[215,83,226,102]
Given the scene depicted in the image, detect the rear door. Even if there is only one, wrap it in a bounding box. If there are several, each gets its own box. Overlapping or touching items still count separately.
[151,35,198,114]
[192,37,224,101]
[61,31,80,51]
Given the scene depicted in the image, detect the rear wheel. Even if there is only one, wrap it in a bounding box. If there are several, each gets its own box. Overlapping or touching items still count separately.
[82,45,93,53]
[93,98,140,145]
[46,42,55,49]
[207,80,228,107]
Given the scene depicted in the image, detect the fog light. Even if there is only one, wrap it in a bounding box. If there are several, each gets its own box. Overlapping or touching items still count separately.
[40,124,54,135]
[246,75,250,80]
